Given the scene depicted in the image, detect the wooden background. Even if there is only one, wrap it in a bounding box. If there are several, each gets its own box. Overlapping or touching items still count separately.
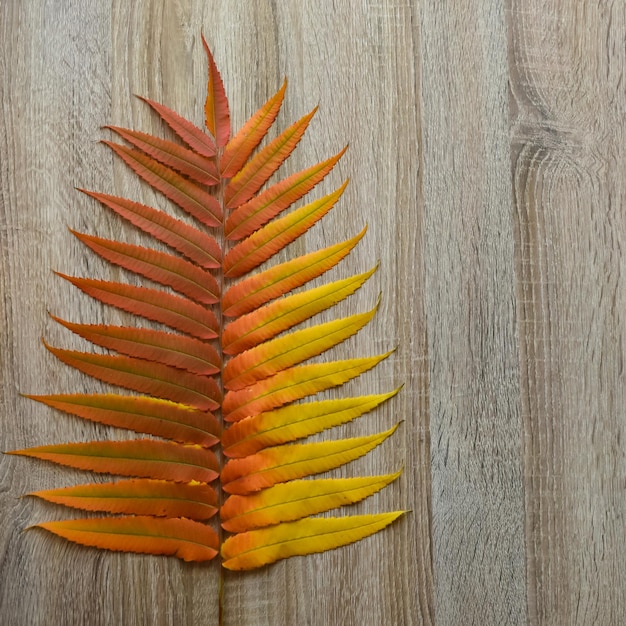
[1,1,625,624]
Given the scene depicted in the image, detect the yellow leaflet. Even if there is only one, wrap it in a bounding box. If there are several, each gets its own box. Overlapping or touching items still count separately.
[221,424,398,494]
[224,182,348,278]
[221,511,405,570]
[222,266,377,355]
[225,147,347,241]
[222,352,393,423]
[223,303,379,390]
[221,471,402,532]
[221,228,366,318]
[223,390,401,458]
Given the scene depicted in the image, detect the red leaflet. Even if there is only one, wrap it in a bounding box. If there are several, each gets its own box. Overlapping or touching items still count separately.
[106,126,219,185]
[45,343,221,411]
[71,230,219,305]
[80,191,222,269]
[56,274,218,340]
[51,316,221,376]
[104,142,222,227]
[137,95,217,158]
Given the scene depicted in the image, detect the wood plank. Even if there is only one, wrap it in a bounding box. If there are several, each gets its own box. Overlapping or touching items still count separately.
[508,1,626,623]
[419,0,527,623]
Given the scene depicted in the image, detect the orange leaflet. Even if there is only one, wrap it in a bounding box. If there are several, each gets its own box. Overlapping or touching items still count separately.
[56,274,218,340]
[36,516,219,562]
[220,79,287,178]
[224,108,317,209]
[31,479,217,520]
[10,439,219,483]
[25,394,220,446]
[202,34,230,146]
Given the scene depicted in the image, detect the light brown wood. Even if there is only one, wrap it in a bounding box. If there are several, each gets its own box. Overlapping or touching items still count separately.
[509,1,626,623]
[1,1,625,624]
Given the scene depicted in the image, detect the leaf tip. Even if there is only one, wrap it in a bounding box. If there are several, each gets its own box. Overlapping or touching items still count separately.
[388,421,402,437]
[52,270,72,283]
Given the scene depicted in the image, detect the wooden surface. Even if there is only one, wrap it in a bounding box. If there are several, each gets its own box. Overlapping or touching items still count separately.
[1,1,625,624]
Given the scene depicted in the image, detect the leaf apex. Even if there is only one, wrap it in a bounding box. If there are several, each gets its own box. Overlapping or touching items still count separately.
[53,270,73,282]
[386,422,401,437]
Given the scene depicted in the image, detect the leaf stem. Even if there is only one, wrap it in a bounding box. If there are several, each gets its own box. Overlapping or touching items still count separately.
[215,146,228,626]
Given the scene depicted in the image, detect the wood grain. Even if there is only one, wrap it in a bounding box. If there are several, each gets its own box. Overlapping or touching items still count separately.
[509,1,626,623]
[420,1,526,623]
[1,1,625,624]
